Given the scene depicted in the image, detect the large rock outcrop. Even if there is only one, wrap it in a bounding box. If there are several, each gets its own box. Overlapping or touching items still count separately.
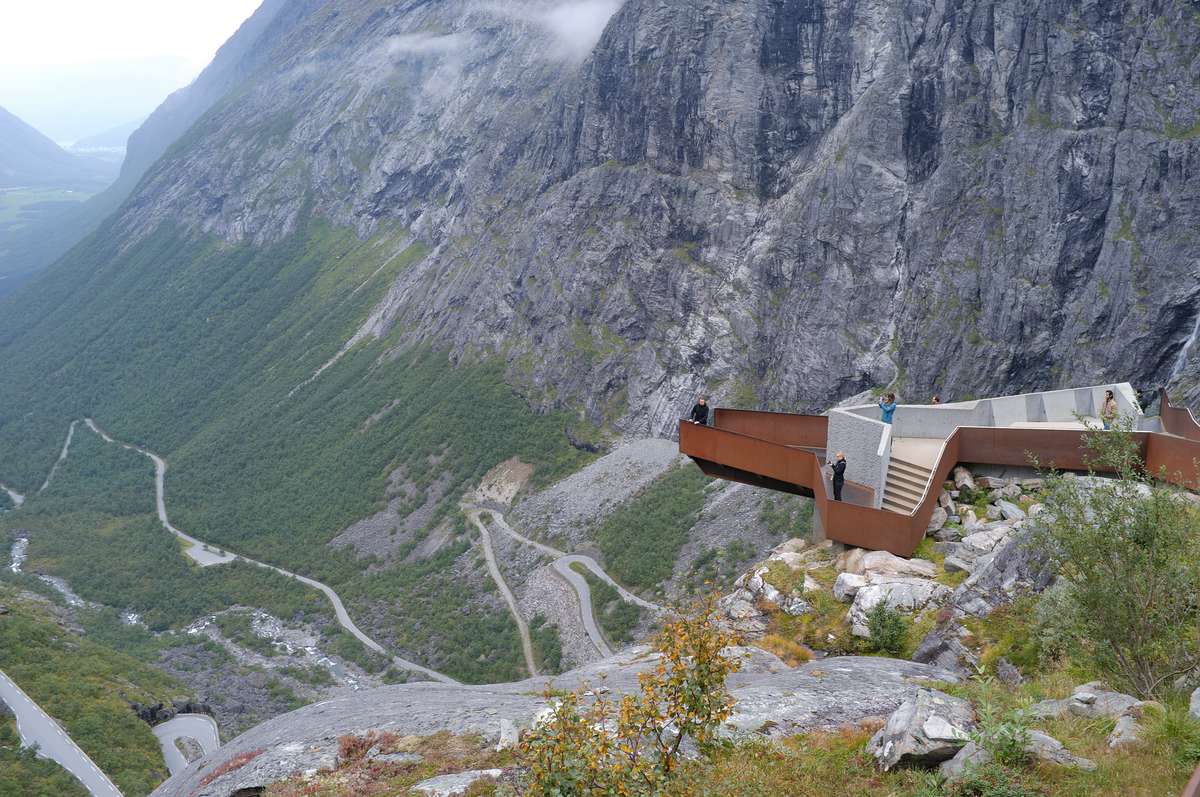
[150,648,959,797]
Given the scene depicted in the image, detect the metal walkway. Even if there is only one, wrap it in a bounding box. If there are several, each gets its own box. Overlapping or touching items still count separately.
[680,390,1200,557]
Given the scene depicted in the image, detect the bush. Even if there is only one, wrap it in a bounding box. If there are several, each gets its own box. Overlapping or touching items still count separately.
[947,762,1043,797]
[1031,418,1200,698]
[972,703,1031,768]
[519,598,742,796]
[866,602,907,655]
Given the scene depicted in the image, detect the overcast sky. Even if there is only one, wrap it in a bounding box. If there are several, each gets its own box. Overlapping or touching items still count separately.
[0,0,262,142]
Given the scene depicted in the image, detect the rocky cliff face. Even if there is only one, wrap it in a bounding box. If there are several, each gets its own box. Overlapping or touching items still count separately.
[108,0,1200,426]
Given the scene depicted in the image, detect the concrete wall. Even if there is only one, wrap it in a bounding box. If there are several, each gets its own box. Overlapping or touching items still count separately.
[887,401,991,439]
[826,410,889,506]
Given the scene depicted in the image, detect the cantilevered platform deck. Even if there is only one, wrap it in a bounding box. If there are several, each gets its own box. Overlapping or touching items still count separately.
[680,389,1200,557]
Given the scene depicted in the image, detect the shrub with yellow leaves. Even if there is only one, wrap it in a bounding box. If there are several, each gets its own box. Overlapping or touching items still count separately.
[518,597,743,796]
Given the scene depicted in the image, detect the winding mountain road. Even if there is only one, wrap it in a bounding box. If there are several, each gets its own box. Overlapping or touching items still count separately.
[80,419,456,685]
[153,714,221,777]
[465,510,539,677]
[0,669,123,797]
[465,507,664,658]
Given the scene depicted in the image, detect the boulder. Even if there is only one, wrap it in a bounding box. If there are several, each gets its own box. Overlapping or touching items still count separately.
[1030,683,1143,721]
[926,506,948,534]
[718,592,768,636]
[975,476,1010,490]
[941,731,1095,779]
[1107,713,1142,749]
[849,579,952,637]
[911,621,979,676]
[953,467,976,491]
[1192,687,1200,721]
[960,527,1011,556]
[933,525,963,543]
[1020,478,1045,492]
[836,547,867,575]
[833,572,867,602]
[939,741,991,779]
[948,531,1055,618]
[995,658,1023,687]
[984,505,1002,520]
[996,500,1026,521]
[496,719,519,751]
[938,491,955,512]
[413,769,504,796]
[1025,730,1096,770]
[867,689,975,770]
[943,555,973,574]
[861,550,938,579]
[999,483,1023,500]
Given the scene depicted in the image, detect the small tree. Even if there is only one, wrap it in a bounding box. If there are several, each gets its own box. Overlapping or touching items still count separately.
[519,598,743,796]
[1033,417,1200,698]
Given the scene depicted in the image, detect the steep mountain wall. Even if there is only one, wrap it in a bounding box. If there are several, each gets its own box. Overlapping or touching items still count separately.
[84,0,1200,426]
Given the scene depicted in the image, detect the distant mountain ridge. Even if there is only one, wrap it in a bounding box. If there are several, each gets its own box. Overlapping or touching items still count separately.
[0,106,115,189]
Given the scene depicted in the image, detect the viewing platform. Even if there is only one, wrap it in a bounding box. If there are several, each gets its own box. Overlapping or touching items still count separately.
[680,385,1200,557]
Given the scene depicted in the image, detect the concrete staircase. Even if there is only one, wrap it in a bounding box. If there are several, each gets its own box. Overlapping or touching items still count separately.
[882,456,932,514]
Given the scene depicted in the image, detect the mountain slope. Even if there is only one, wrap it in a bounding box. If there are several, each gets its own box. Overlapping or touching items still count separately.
[0,0,301,288]
[1,0,1199,682]
[0,106,114,189]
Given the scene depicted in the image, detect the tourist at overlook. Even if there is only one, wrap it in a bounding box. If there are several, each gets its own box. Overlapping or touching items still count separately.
[879,393,897,424]
[1101,389,1118,430]
[829,452,846,501]
[931,394,942,405]
[688,397,709,425]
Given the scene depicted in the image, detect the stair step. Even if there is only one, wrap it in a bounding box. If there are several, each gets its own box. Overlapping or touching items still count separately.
[886,470,928,491]
[890,456,932,472]
[881,497,917,514]
[889,460,932,479]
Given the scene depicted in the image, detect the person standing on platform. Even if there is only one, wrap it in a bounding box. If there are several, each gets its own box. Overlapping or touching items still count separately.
[689,397,710,425]
[830,452,847,501]
[879,393,897,424]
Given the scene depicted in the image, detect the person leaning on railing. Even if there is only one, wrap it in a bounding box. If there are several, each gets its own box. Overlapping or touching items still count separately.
[688,396,709,425]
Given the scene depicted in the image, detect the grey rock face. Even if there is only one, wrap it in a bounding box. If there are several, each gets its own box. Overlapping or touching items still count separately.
[79,0,1199,430]
[848,578,952,637]
[150,651,958,796]
[867,688,975,770]
[1191,687,1200,721]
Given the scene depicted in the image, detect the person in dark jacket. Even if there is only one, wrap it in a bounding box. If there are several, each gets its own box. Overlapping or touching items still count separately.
[830,452,846,501]
[689,397,709,425]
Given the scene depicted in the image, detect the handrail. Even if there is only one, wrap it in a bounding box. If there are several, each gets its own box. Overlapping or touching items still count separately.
[1161,389,1200,442]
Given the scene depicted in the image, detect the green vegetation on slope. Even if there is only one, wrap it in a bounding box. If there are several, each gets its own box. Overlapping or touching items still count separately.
[595,465,709,594]
[0,716,88,797]
[343,529,525,683]
[0,586,190,796]
[0,219,590,682]
[4,429,331,632]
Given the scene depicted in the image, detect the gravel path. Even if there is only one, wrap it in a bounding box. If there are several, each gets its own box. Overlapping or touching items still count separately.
[79,419,457,685]
[38,419,77,494]
[466,510,538,678]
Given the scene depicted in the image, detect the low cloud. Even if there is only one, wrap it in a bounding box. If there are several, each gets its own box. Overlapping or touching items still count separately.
[385,32,471,58]
[482,1,624,60]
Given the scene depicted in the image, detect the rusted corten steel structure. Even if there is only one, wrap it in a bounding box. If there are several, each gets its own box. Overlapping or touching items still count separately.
[679,390,1200,557]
